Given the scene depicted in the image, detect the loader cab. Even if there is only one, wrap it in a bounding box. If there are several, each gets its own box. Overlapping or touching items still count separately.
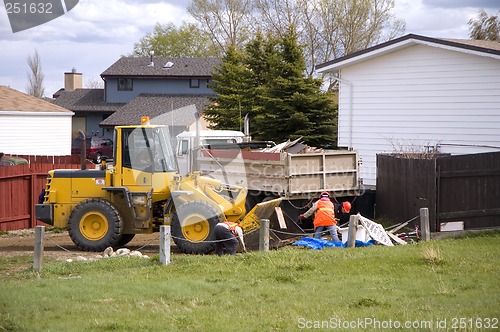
[113,125,178,197]
[120,127,177,173]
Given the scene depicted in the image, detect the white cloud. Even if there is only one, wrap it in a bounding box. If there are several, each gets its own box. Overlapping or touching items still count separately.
[0,0,498,97]
[0,0,190,96]
[422,0,499,10]
[393,0,491,38]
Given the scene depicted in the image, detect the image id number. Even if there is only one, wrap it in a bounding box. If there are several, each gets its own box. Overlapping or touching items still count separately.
[6,2,53,14]
[451,317,499,329]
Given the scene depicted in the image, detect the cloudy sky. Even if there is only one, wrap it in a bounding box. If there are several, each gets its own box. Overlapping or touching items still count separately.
[0,0,498,97]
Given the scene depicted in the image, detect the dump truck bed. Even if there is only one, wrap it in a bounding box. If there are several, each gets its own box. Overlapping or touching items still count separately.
[199,149,360,199]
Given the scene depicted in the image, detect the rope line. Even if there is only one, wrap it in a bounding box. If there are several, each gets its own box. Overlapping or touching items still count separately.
[287,197,315,210]
[170,228,259,244]
[42,232,162,256]
[385,215,419,231]
[134,233,160,251]
[405,215,419,224]
[270,229,310,236]
[44,235,74,253]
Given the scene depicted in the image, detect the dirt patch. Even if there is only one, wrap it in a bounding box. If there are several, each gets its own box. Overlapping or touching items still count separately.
[0,229,165,261]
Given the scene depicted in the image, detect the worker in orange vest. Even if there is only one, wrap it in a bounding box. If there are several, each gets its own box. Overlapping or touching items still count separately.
[299,191,350,242]
[214,221,246,255]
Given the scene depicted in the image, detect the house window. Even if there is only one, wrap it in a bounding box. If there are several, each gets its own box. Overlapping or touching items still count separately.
[118,78,133,91]
[190,79,200,88]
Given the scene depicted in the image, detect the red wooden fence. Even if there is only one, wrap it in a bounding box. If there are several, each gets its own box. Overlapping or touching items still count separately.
[0,157,93,231]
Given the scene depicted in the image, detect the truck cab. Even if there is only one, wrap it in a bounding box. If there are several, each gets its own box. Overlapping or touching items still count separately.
[175,130,246,176]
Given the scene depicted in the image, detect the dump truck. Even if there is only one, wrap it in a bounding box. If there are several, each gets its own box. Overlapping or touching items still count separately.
[35,119,281,254]
[175,130,362,247]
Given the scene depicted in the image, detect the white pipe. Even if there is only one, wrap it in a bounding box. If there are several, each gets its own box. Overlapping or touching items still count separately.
[332,73,353,150]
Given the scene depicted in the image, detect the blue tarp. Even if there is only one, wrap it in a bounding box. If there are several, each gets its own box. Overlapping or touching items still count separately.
[293,237,375,250]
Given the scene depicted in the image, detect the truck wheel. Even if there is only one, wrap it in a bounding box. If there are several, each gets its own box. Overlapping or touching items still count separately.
[171,200,222,254]
[68,199,123,252]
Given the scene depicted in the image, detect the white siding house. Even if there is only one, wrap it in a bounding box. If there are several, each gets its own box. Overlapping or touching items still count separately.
[0,86,74,156]
[316,34,500,187]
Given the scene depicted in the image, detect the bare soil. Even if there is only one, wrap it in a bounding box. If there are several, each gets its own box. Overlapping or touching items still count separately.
[0,229,165,261]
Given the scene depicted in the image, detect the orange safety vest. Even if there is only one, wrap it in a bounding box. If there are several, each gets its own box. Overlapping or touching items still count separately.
[222,221,240,236]
[313,198,337,228]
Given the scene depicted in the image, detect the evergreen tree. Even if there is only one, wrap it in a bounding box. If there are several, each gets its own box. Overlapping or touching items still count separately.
[254,26,337,147]
[243,30,277,139]
[205,46,251,130]
[207,26,338,147]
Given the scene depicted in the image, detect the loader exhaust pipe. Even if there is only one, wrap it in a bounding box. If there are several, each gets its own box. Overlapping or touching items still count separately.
[193,111,200,172]
[79,130,86,170]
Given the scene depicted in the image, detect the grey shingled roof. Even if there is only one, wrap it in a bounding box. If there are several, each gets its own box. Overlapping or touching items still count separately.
[52,89,125,112]
[101,56,221,78]
[100,94,212,127]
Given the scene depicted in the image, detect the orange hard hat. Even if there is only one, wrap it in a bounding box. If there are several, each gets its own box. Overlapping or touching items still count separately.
[321,191,330,197]
[342,201,352,213]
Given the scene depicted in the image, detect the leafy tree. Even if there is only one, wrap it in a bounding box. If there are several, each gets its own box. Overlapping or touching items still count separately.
[468,9,500,41]
[131,22,219,57]
[26,49,45,98]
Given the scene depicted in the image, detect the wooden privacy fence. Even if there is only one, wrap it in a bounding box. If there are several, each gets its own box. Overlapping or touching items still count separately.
[376,151,500,232]
[0,158,93,231]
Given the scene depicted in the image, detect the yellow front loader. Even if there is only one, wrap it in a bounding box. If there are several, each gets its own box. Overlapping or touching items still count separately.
[35,121,280,254]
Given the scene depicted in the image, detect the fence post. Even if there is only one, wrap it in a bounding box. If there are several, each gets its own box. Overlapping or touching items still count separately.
[420,207,430,241]
[33,225,45,272]
[259,219,270,252]
[347,214,358,248]
[159,225,171,265]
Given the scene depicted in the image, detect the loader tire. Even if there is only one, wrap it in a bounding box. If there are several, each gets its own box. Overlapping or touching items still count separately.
[171,200,222,254]
[68,199,123,252]
[116,234,136,247]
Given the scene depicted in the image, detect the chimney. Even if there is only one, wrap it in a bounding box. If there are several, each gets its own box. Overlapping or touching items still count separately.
[148,51,154,67]
[64,67,82,91]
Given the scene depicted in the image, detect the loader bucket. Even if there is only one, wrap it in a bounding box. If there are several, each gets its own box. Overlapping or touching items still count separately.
[240,197,283,233]
[240,199,307,251]
[240,197,307,251]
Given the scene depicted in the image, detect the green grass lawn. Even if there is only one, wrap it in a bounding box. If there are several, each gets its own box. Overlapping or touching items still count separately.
[1,232,499,331]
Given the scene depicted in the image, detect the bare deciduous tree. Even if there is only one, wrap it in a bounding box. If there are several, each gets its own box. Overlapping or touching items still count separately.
[187,0,254,53]
[85,78,104,89]
[185,0,404,90]
[253,0,404,86]
[26,49,45,98]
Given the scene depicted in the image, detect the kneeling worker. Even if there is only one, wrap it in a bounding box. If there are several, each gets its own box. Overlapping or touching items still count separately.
[214,221,246,255]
